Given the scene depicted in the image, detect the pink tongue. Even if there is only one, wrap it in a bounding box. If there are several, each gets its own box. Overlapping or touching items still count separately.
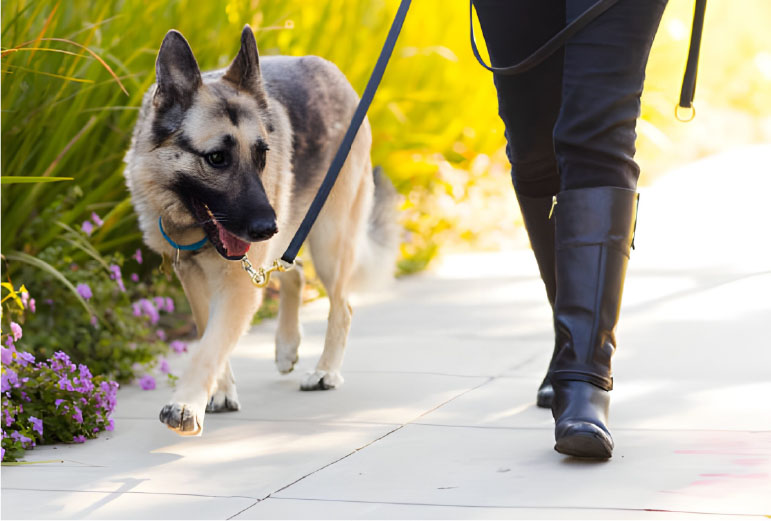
[217,224,250,257]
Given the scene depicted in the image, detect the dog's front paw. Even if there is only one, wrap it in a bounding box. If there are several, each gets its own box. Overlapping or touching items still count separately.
[300,370,344,391]
[159,402,204,436]
[206,388,241,413]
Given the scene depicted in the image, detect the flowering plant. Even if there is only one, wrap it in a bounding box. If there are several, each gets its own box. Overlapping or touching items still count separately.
[2,347,118,462]
[2,280,119,462]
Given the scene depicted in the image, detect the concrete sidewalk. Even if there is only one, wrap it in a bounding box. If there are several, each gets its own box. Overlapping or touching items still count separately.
[3,145,770,519]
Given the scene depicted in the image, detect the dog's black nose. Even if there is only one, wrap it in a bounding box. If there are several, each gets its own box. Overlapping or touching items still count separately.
[247,218,278,241]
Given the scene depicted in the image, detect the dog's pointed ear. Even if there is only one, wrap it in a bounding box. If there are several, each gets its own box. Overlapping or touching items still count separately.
[222,25,262,95]
[154,30,202,110]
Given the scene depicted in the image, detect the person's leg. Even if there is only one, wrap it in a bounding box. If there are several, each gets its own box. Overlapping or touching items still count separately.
[473,0,564,407]
[473,0,564,198]
[555,0,667,191]
[550,0,667,458]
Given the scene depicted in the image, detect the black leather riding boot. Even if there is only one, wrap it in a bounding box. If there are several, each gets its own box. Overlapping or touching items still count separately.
[515,194,558,408]
[550,186,637,459]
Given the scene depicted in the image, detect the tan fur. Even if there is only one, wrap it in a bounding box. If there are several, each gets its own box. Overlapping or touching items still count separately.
[123,27,390,436]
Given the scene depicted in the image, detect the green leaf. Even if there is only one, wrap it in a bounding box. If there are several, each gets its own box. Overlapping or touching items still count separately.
[3,251,102,324]
[1,176,74,184]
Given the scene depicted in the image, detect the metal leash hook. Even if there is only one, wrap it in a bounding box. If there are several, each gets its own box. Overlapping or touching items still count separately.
[241,257,293,288]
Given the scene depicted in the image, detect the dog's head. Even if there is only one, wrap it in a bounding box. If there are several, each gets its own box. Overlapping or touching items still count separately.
[148,26,276,260]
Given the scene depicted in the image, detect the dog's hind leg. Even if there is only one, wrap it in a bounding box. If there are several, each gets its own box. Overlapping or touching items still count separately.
[299,264,353,391]
[275,263,305,374]
[300,158,371,391]
[160,261,259,435]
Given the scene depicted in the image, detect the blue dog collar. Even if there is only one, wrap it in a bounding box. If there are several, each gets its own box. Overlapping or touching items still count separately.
[158,216,208,251]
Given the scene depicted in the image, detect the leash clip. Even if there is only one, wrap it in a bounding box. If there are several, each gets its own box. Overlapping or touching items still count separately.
[241,257,293,288]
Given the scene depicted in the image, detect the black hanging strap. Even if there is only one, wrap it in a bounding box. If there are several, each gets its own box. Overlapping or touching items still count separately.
[280,0,412,265]
[679,0,707,109]
[469,0,620,76]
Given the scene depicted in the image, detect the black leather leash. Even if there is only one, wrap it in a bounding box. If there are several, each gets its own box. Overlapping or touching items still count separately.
[278,0,412,267]
[470,0,707,117]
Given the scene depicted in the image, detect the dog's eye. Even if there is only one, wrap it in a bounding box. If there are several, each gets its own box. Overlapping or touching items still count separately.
[205,151,229,168]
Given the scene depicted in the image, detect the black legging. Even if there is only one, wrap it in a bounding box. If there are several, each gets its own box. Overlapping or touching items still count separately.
[473,0,667,197]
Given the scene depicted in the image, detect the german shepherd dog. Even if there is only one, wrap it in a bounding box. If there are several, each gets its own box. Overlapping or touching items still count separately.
[124,26,398,436]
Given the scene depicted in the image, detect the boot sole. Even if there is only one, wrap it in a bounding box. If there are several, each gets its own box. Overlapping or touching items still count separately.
[554,432,613,459]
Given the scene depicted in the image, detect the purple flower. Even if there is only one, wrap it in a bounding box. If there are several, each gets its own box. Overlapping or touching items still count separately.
[29,298,36,313]
[72,406,84,424]
[164,297,175,313]
[55,399,65,409]
[132,302,142,317]
[58,377,75,392]
[1,447,4,460]
[29,416,43,436]
[156,329,167,341]
[138,299,159,324]
[4,336,14,349]
[3,408,13,427]
[82,221,94,235]
[90,212,104,227]
[10,322,22,341]
[99,381,119,412]
[105,418,115,431]
[90,315,98,327]
[74,365,95,393]
[169,340,187,353]
[17,351,35,367]
[11,431,33,448]
[51,351,74,373]
[1,369,19,392]
[1,345,14,365]
[138,374,156,390]
[78,364,93,382]
[133,249,143,264]
[73,434,86,443]
[108,264,125,292]
[130,273,139,282]
[20,291,29,308]
[76,283,93,301]
[153,297,165,311]
[159,359,170,374]
[20,391,30,402]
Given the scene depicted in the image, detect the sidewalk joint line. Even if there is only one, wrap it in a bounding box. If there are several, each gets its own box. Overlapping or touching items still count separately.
[227,499,261,520]
[269,496,768,517]
[2,487,259,501]
[259,376,497,504]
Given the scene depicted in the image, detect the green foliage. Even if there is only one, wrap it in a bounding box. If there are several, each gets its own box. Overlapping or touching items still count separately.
[0,0,505,273]
[7,189,185,383]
